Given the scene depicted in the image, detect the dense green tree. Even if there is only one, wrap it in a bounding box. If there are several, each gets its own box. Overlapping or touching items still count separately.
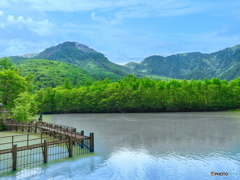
[0,57,15,71]
[63,78,72,89]
[34,75,240,114]
[0,70,27,109]
[0,58,37,127]
[11,92,38,122]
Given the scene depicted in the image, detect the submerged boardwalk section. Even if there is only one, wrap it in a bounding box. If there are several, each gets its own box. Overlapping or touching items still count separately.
[0,120,94,173]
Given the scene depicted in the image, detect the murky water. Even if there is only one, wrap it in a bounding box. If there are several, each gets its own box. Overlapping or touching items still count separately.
[1,112,240,179]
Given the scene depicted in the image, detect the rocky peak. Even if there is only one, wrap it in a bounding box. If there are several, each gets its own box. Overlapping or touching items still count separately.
[56,41,95,53]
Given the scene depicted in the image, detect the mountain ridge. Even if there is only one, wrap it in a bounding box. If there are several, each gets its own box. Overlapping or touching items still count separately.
[125,44,240,80]
[7,41,240,81]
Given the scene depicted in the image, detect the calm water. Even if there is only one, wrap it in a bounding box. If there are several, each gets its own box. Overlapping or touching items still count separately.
[1,112,240,180]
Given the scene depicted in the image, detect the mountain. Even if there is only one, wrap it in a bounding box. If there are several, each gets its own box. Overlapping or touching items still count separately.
[9,56,30,64]
[125,44,240,80]
[33,42,131,81]
[9,42,132,81]
[8,41,240,81]
[16,59,93,89]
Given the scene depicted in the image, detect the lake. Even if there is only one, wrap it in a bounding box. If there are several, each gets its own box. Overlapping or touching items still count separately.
[1,112,240,180]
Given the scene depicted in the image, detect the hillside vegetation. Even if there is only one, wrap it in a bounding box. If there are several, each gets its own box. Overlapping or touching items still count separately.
[6,41,240,87]
[125,44,240,80]
[9,41,169,82]
[16,59,93,89]
[34,42,131,81]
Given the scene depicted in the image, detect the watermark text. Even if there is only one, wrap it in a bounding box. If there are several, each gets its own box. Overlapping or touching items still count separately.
[210,171,238,176]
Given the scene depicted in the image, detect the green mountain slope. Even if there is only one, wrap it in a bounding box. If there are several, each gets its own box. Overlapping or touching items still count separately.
[16,59,93,89]
[7,41,240,81]
[126,44,240,80]
[9,53,38,64]
[33,41,131,81]
[9,56,30,64]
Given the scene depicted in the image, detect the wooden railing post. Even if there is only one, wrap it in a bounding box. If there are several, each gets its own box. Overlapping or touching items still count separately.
[90,133,94,152]
[12,144,17,170]
[41,132,43,144]
[27,134,29,147]
[43,140,48,163]
[58,131,61,139]
[69,136,73,157]
[35,123,37,133]
[80,131,84,148]
[11,136,13,148]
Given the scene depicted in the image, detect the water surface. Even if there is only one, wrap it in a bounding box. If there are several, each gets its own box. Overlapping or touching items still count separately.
[1,112,240,179]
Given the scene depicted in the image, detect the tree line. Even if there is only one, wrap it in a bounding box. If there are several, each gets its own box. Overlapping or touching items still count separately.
[36,75,240,113]
[0,58,37,126]
[1,57,240,125]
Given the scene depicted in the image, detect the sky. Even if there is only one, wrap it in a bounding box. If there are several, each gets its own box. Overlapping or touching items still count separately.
[0,0,240,64]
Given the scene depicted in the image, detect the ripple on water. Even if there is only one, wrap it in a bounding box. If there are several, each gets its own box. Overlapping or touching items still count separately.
[1,112,240,179]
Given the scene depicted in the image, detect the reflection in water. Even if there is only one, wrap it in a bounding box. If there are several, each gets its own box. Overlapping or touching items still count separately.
[2,148,239,180]
[89,148,239,180]
[1,112,240,179]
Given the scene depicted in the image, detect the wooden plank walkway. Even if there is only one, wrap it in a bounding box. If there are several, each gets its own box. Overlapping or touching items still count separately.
[36,125,89,140]
[0,120,94,172]
[1,121,94,154]
[0,139,69,155]
[7,123,90,140]
[5,122,90,140]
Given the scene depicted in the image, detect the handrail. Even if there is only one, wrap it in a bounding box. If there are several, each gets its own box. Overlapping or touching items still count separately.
[4,120,86,140]
[5,121,75,133]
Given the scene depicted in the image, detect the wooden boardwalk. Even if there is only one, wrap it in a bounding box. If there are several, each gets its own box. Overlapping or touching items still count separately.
[8,123,90,140]
[0,139,69,155]
[2,121,94,152]
[0,119,94,172]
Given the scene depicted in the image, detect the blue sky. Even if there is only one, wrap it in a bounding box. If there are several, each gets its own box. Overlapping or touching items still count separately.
[0,0,240,64]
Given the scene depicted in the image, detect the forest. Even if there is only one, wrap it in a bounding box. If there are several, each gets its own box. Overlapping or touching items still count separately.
[1,57,240,126]
[36,75,240,113]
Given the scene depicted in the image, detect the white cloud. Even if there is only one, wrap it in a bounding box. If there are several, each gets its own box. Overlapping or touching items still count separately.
[2,0,239,27]
[91,12,105,23]
[7,15,15,22]
[0,12,54,36]
[31,19,54,36]
[90,12,122,25]
[81,0,236,27]
[4,39,30,55]
[0,0,213,16]
[20,0,142,11]
[0,38,53,57]
[160,31,240,55]
[0,11,5,28]
[0,0,9,7]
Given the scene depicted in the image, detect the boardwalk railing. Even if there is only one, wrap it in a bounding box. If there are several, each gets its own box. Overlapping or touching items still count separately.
[0,120,94,173]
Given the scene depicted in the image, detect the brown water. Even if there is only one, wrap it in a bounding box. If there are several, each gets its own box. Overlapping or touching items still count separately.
[1,111,240,179]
